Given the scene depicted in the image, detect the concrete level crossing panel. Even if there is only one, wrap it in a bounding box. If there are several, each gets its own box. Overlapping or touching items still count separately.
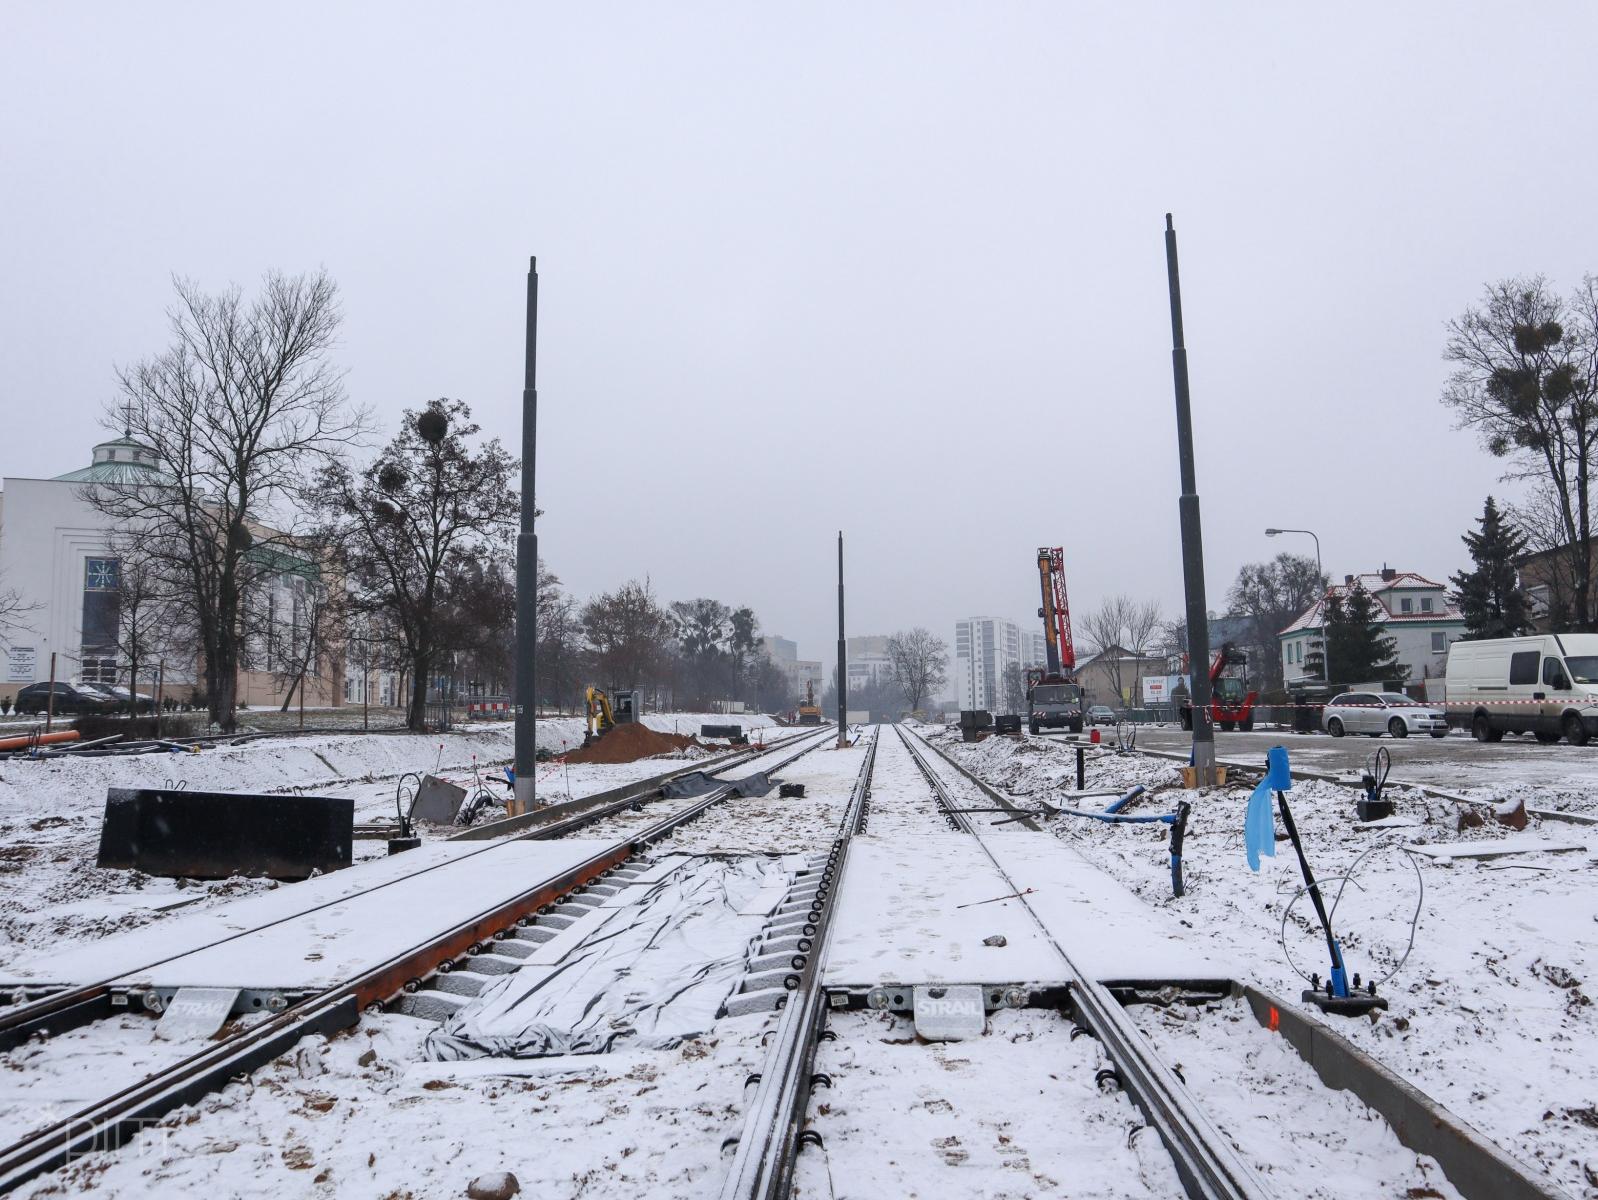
[823,834,1066,987]
[106,839,619,992]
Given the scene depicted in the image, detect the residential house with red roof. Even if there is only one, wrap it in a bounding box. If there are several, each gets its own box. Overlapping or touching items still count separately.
[1278,568,1466,685]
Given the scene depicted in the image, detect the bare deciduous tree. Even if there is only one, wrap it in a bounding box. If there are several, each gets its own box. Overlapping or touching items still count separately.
[84,270,366,730]
[0,570,39,652]
[886,627,949,713]
[308,399,517,732]
[1000,660,1026,716]
[582,578,673,693]
[269,567,345,717]
[1444,275,1598,630]
[535,567,587,713]
[109,537,182,713]
[1225,553,1326,691]
[1080,595,1162,705]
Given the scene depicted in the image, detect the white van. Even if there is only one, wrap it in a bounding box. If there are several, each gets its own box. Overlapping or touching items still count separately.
[1444,634,1598,744]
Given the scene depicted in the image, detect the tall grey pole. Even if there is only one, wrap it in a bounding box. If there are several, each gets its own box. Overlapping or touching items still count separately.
[1164,215,1216,781]
[513,257,539,813]
[836,531,847,745]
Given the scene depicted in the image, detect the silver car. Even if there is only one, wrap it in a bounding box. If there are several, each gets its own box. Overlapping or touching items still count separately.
[1323,691,1448,739]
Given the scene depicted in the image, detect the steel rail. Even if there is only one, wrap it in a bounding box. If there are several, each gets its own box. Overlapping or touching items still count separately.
[717,728,877,1200]
[895,725,1270,1200]
[0,730,836,1195]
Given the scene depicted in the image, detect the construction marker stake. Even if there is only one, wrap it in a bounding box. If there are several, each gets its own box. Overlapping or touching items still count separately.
[1169,800,1191,897]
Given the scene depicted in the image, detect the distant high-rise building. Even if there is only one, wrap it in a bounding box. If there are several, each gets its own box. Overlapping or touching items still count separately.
[953,616,1025,712]
[761,635,798,664]
[1022,630,1048,669]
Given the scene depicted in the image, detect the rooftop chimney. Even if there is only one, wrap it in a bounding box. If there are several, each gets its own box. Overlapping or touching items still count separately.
[1344,574,1355,586]
[1381,565,1397,582]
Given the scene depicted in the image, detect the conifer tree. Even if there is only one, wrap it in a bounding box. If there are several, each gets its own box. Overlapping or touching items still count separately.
[1450,496,1533,637]
[1303,584,1407,683]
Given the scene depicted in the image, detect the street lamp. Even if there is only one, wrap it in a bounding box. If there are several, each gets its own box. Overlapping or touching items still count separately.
[1264,527,1321,580]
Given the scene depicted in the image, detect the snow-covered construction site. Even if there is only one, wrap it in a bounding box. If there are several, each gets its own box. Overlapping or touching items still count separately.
[7,12,1598,1200]
[0,714,1592,1200]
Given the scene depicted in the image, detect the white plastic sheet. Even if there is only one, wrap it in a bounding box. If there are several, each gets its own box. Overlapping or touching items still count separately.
[425,856,787,1060]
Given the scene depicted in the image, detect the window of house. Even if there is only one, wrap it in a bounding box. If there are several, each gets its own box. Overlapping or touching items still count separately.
[1400,597,1413,613]
[1421,597,1433,612]
[1431,632,1447,653]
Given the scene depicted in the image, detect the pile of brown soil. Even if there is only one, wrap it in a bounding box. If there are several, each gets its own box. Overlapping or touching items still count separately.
[562,722,705,765]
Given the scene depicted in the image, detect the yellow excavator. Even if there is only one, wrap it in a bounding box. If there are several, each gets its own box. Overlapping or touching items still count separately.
[797,680,823,726]
[584,686,640,745]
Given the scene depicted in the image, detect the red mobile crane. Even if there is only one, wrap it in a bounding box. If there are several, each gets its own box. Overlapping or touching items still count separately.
[1178,642,1258,732]
[1026,547,1084,734]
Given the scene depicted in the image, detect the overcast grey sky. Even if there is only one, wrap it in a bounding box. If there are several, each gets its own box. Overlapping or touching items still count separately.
[4,3,1595,683]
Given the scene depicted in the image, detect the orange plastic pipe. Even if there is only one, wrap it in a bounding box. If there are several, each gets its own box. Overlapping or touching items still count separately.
[0,729,81,752]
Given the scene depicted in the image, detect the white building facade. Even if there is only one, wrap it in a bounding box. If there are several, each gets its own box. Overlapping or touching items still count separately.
[0,435,344,707]
[844,634,894,696]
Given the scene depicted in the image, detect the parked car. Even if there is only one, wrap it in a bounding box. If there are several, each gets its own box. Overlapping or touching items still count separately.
[1323,691,1447,739]
[1086,705,1117,726]
[97,685,156,713]
[13,682,121,716]
[1445,634,1598,745]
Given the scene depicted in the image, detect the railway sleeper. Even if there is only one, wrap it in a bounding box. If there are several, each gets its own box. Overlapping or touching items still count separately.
[723,986,788,1017]
[460,953,526,976]
[430,972,491,997]
[396,990,470,1022]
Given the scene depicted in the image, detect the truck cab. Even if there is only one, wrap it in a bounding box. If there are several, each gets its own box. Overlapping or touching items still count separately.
[1027,680,1083,734]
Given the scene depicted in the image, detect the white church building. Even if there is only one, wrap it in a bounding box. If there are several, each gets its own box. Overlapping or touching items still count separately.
[0,434,347,709]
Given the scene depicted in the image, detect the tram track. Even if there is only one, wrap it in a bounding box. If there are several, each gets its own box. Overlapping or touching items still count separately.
[0,727,839,1194]
[716,724,1566,1200]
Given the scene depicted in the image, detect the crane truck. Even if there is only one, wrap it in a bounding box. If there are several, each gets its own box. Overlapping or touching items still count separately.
[1027,546,1085,734]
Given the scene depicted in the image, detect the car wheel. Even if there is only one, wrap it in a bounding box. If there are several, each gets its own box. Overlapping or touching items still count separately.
[1327,717,1344,738]
[1535,731,1561,744]
[1430,730,1448,739]
[1563,714,1590,747]
[1028,722,1038,735]
[1472,714,1503,743]
[1388,717,1408,739]
[1239,717,1254,732]
[1219,720,1234,732]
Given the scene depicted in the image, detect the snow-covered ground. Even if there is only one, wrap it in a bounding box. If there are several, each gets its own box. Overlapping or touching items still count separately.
[796,1008,1187,1199]
[3,718,824,1200]
[6,719,1592,1199]
[924,726,1598,1199]
[0,713,777,960]
[9,1010,777,1199]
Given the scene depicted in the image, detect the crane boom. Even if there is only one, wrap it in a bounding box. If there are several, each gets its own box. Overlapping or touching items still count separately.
[1036,547,1075,672]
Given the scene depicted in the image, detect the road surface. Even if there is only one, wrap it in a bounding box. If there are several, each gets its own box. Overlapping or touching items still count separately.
[1125,725,1598,791]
